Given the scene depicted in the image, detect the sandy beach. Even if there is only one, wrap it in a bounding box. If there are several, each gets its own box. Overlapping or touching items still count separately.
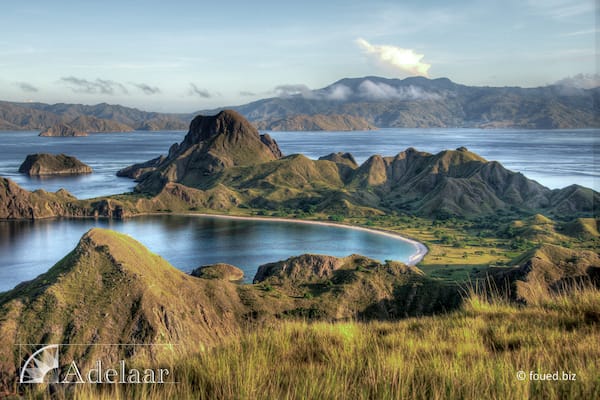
[188,213,429,265]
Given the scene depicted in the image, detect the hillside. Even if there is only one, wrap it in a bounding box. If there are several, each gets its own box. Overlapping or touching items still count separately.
[254,114,376,131]
[2,76,597,132]
[117,111,597,218]
[0,228,448,390]
[0,100,188,132]
[203,76,599,129]
[0,228,248,390]
[1,228,598,398]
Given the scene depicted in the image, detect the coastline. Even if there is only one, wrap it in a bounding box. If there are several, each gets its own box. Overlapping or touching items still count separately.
[188,212,429,266]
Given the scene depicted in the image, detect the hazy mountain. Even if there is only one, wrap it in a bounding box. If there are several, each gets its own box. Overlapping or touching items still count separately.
[2,76,597,132]
[203,76,599,129]
[0,100,189,132]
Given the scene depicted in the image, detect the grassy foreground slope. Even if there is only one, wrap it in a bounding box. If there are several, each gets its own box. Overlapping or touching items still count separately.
[1,227,598,399]
[18,286,600,400]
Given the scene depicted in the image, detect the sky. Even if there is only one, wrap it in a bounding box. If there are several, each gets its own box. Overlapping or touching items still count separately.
[0,0,597,112]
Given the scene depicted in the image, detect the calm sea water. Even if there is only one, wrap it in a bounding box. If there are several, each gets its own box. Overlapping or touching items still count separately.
[0,128,597,198]
[0,128,597,291]
[0,215,416,292]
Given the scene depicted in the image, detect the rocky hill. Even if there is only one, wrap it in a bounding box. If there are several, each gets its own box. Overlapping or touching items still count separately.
[485,243,600,303]
[254,114,376,131]
[0,229,444,389]
[202,76,599,129]
[119,110,283,192]
[18,153,92,176]
[0,228,247,388]
[114,112,599,218]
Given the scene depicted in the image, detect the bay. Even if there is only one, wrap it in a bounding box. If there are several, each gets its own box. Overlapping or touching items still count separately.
[0,215,417,292]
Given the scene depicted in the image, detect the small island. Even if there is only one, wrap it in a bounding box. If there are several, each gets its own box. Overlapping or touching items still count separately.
[18,153,93,176]
[191,263,245,281]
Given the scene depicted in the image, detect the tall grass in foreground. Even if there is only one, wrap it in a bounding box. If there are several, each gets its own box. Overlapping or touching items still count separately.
[21,286,600,400]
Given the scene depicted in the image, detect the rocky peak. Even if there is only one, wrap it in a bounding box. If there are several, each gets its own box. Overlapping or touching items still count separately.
[183,109,261,145]
[119,110,283,193]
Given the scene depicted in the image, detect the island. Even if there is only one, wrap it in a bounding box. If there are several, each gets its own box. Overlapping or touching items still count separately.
[18,153,93,176]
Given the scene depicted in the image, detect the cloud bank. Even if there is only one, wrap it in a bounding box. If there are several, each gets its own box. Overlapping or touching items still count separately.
[356,38,431,77]
[274,80,441,102]
[554,73,600,89]
[356,80,440,100]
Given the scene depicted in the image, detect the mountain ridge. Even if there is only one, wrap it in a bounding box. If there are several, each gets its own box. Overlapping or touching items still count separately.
[1,76,598,131]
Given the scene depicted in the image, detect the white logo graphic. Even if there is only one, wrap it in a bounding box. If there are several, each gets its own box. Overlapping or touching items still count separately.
[18,344,171,384]
[19,344,60,384]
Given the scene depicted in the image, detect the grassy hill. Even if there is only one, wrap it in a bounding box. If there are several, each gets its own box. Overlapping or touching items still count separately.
[1,228,597,399]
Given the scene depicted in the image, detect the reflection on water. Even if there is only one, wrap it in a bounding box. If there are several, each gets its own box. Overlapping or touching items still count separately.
[0,215,415,292]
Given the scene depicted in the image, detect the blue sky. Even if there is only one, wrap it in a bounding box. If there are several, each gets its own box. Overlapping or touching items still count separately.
[0,0,596,112]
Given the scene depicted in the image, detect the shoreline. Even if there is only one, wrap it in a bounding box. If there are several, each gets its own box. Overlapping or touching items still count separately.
[0,211,429,266]
[187,212,429,266]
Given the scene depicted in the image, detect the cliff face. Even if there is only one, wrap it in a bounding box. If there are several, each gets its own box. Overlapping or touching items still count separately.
[120,110,283,193]
[18,153,92,176]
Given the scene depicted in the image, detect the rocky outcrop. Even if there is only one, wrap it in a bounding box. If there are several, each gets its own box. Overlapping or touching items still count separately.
[255,114,377,131]
[254,254,345,284]
[18,153,92,176]
[39,123,88,137]
[254,253,421,285]
[192,263,244,281]
[121,110,283,193]
[486,244,600,303]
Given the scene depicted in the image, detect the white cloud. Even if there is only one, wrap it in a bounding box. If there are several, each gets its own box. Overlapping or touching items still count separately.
[554,73,600,89]
[356,38,431,77]
[274,84,312,97]
[324,84,353,101]
[357,80,441,100]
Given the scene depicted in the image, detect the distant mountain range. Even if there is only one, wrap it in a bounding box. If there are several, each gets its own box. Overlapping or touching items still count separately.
[211,76,599,129]
[1,76,598,131]
[0,100,189,132]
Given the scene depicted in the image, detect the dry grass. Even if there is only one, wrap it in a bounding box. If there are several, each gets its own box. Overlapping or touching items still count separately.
[18,285,600,400]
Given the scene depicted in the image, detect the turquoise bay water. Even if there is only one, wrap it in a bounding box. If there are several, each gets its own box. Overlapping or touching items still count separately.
[0,215,416,292]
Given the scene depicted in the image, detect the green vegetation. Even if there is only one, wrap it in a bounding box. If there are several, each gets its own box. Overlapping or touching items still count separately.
[17,285,600,400]
[1,109,598,399]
